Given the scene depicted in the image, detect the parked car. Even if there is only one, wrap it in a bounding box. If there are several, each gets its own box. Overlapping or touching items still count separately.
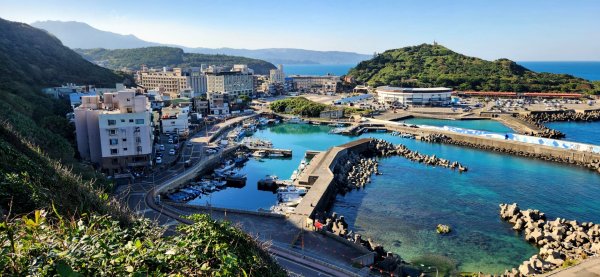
[155,157,162,164]
[184,159,191,167]
[169,149,176,155]
[156,152,163,157]
[168,139,173,144]
[174,144,179,150]
[159,144,165,151]
[186,141,193,147]
[206,149,217,154]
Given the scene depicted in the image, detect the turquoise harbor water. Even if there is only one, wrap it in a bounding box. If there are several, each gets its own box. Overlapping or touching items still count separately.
[546,121,600,146]
[400,118,514,134]
[192,123,600,274]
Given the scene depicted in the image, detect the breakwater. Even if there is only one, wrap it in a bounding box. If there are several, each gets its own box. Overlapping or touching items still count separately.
[516,114,566,139]
[371,119,600,174]
[516,110,600,139]
[499,203,600,276]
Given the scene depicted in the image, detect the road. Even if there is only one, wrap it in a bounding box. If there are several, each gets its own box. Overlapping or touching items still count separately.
[117,114,360,276]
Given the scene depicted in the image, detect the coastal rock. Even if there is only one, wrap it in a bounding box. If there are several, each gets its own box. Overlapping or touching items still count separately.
[518,261,537,276]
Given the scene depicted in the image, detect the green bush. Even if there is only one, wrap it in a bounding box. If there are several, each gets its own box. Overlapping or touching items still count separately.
[0,211,285,276]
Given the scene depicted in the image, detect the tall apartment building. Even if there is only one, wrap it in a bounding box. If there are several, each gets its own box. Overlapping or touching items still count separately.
[187,67,207,96]
[74,89,153,174]
[206,70,254,100]
[269,64,285,84]
[291,75,340,93]
[137,68,190,99]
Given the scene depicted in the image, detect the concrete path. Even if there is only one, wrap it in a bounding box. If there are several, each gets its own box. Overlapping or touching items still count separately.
[546,258,600,277]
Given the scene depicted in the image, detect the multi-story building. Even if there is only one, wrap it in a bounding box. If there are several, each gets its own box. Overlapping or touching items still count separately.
[290,75,340,94]
[207,92,230,115]
[187,67,207,96]
[269,64,285,84]
[206,71,254,99]
[160,107,189,136]
[74,89,153,174]
[137,68,190,99]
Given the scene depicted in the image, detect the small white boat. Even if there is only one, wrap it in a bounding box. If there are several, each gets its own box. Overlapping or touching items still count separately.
[279,194,302,207]
[214,160,236,175]
[290,170,299,180]
[252,150,267,158]
[269,152,285,157]
[286,117,308,124]
[277,185,308,196]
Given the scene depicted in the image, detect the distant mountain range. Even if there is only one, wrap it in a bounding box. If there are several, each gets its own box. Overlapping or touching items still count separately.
[32,20,371,65]
[75,47,276,75]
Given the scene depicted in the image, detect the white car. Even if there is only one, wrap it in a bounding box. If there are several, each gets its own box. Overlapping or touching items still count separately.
[159,144,165,151]
[169,149,176,155]
[168,139,173,144]
[205,149,217,154]
[155,157,162,164]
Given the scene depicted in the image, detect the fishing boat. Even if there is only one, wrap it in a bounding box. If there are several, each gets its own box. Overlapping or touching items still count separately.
[268,152,285,157]
[258,117,269,126]
[290,170,299,181]
[328,123,346,127]
[329,127,346,134]
[214,160,236,175]
[286,117,308,124]
[278,194,302,207]
[299,160,307,170]
[252,150,267,158]
[258,175,278,186]
[277,185,308,197]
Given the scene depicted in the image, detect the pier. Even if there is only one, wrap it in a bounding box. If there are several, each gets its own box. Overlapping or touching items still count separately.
[245,146,292,157]
[291,139,374,221]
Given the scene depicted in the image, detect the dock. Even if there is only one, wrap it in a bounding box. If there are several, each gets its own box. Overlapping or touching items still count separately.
[246,147,292,157]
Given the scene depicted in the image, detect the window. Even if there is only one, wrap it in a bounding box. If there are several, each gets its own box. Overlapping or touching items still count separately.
[137,146,143,152]
[110,148,118,155]
[121,119,125,122]
[135,137,142,143]
[109,138,118,145]
[127,108,133,113]
[108,129,117,136]
[108,119,116,126]
[112,158,118,165]
[123,148,128,151]
[122,138,127,142]
[136,119,144,124]
[129,119,134,123]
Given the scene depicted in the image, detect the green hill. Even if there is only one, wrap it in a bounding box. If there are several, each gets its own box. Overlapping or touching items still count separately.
[0,18,283,276]
[347,44,598,94]
[76,47,277,75]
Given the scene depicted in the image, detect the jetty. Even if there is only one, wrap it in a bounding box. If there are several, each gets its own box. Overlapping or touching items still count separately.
[246,147,292,157]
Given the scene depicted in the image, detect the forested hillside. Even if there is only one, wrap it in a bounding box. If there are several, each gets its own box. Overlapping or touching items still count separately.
[347,44,598,94]
[76,47,277,75]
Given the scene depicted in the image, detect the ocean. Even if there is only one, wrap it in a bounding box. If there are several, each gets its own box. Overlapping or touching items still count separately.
[283,62,600,81]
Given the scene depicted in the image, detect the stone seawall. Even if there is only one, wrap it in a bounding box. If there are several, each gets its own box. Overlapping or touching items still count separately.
[375,121,600,172]
[291,138,374,222]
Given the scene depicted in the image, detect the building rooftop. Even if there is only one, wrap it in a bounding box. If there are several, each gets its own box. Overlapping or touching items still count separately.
[376,86,452,93]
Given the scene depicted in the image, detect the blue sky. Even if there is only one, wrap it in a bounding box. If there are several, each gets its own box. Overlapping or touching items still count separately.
[1,0,599,60]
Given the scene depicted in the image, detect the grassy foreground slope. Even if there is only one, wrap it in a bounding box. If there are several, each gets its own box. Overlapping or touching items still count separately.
[0,18,284,276]
[76,47,277,75]
[347,43,598,94]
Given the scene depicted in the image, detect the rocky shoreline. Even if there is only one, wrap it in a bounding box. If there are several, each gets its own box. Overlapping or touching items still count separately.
[516,114,566,138]
[310,139,470,274]
[499,203,600,276]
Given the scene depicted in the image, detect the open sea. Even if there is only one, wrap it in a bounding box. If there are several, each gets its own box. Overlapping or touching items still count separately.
[193,122,600,274]
[283,62,600,81]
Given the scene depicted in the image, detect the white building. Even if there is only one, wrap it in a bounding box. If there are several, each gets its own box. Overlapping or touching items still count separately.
[74,89,154,174]
[160,107,189,136]
[269,64,285,84]
[375,86,452,106]
[291,75,339,93]
[137,68,190,99]
[206,71,254,100]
